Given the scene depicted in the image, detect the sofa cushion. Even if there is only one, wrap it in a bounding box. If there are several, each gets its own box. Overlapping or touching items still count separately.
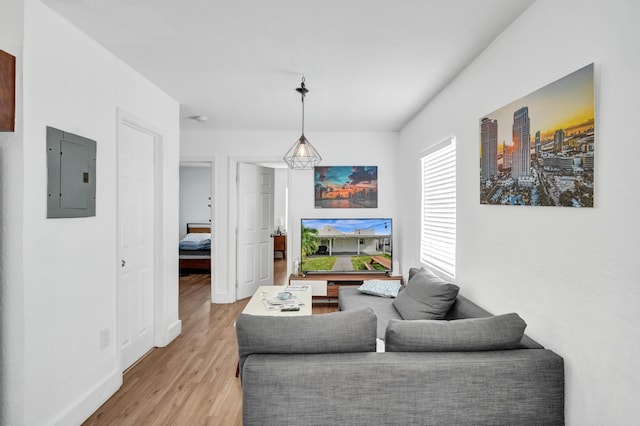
[392,268,459,320]
[339,287,403,339]
[385,313,527,352]
[236,307,377,378]
[444,295,544,349]
[358,279,402,298]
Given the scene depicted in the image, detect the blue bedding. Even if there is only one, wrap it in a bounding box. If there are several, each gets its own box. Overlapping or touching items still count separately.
[179,233,211,251]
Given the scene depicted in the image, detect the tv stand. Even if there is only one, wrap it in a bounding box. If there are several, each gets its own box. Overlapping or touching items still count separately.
[289,273,403,304]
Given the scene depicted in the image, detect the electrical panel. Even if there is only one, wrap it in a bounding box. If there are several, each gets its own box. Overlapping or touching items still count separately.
[47,126,96,218]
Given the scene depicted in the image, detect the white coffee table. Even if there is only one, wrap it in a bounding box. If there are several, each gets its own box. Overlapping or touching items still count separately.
[242,285,312,316]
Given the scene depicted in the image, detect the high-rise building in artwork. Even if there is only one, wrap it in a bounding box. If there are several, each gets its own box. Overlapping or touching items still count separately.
[480,117,498,180]
[511,106,531,180]
[554,129,565,152]
[503,140,512,170]
[535,130,541,154]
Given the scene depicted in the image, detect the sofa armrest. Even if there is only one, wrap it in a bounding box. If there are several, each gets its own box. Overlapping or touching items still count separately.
[242,350,564,426]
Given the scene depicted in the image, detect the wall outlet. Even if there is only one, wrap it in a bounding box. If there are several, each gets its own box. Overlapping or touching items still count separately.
[100,328,109,349]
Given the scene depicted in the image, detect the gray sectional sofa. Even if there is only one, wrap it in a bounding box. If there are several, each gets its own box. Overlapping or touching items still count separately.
[236,271,564,425]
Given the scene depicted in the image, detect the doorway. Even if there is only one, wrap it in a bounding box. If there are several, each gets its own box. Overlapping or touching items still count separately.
[236,163,274,299]
[272,167,289,286]
[179,163,212,240]
[232,159,289,300]
[179,160,214,303]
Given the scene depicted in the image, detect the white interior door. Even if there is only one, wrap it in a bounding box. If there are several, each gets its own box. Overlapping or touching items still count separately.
[237,163,274,299]
[117,122,155,371]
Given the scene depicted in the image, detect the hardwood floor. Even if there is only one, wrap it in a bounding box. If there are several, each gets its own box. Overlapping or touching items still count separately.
[84,269,336,425]
[274,257,287,285]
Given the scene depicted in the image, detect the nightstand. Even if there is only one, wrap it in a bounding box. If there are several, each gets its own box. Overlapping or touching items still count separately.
[274,234,286,258]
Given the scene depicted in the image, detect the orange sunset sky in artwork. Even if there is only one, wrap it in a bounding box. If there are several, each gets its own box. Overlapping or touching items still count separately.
[314,166,377,200]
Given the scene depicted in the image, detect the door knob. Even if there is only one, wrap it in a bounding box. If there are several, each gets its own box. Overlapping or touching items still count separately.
[121,260,126,267]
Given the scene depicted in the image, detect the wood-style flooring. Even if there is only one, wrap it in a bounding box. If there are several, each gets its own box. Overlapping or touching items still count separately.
[274,257,288,286]
[83,259,336,425]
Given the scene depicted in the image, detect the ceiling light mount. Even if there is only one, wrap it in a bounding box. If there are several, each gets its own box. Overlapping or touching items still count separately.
[284,76,322,170]
[295,77,309,97]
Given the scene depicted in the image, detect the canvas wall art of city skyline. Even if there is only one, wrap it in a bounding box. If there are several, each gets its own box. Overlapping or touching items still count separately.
[314,166,378,208]
[480,63,595,207]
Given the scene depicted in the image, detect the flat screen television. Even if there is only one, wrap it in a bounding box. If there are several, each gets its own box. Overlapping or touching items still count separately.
[300,218,392,275]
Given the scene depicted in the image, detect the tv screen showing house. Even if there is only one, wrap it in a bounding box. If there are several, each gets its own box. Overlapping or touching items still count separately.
[300,218,392,274]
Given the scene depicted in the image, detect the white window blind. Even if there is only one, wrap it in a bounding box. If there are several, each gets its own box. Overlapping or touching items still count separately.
[420,137,456,277]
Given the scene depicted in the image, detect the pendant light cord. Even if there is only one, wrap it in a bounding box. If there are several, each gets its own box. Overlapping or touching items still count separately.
[300,76,306,136]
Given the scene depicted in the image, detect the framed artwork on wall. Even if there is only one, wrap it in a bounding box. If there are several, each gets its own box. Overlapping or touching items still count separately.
[479,63,595,207]
[314,166,378,208]
[0,49,16,132]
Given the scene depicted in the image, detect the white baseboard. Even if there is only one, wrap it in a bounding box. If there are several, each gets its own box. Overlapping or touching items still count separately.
[52,370,121,426]
[212,292,236,304]
[165,319,182,345]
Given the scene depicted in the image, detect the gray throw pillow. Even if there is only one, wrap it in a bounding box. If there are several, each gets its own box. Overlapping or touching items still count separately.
[398,267,424,294]
[385,313,527,352]
[407,267,426,281]
[392,268,459,320]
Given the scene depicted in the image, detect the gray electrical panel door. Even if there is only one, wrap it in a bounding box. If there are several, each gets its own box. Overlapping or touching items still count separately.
[47,126,96,218]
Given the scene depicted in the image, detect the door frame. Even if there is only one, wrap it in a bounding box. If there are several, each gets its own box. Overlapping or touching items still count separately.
[228,156,290,301]
[180,157,215,302]
[116,109,165,372]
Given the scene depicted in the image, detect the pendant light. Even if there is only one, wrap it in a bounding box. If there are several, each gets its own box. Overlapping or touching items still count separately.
[283,77,322,170]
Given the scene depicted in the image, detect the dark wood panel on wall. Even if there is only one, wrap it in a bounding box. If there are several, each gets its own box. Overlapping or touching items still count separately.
[0,50,16,132]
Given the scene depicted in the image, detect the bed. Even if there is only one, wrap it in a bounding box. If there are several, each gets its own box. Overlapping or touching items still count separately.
[179,223,211,274]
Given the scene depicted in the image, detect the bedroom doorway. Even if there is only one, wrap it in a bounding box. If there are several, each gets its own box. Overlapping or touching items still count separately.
[179,160,213,298]
[179,162,212,244]
[179,161,214,275]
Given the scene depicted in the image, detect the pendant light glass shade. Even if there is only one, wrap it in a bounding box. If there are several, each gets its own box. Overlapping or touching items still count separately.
[284,77,321,170]
[283,134,322,170]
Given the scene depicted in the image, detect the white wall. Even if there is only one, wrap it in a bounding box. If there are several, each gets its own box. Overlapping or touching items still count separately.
[398,0,640,423]
[273,167,288,233]
[179,165,212,239]
[0,0,181,424]
[181,129,399,302]
[0,0,24,423]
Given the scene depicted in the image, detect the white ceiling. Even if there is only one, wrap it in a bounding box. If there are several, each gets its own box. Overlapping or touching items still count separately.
[42,0,535,132]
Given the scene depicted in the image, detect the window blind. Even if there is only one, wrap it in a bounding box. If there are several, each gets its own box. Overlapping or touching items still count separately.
[420,138,456,277]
